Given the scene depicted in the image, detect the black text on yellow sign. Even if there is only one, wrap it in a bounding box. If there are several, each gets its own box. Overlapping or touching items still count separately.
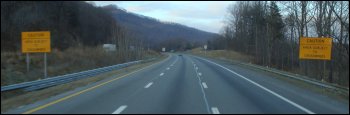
[22,31,51,53]
[299,37,332,60]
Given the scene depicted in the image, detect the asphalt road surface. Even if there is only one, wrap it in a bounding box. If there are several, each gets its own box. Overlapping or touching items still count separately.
[6,53,349,114]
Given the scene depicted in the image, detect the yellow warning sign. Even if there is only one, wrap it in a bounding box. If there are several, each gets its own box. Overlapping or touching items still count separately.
[299,37,332,60]
[22,31,51,53]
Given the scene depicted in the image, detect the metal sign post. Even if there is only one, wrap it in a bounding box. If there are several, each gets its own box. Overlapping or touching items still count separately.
[299,36,332,82]
[204,45,207,55]
[44,53,47,78]
[26,53,30,72]
[22,31,51,79]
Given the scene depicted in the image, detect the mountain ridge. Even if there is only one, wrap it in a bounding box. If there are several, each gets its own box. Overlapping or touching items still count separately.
[101,5,219,48]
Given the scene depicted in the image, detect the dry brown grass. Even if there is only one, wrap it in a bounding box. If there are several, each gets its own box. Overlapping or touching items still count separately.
[189,48,254,63]
[1,46,161,86]
[1,46,162,112]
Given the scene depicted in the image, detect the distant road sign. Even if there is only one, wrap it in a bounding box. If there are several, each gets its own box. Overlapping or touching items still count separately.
[22,31,51,53]
[162,48,165,52]
[103,44,116,52]
[204,45,207,50]
[299,37,332,60]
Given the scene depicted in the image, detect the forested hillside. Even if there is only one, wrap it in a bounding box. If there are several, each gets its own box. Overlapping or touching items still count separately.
[1,1,117,51]
[209,1,349,86]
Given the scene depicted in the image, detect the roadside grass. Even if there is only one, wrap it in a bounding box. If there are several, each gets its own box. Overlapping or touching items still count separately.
[1,55,166,113]
[1,46,161,87]
[187,48,349,103]
[1,46,162,112]
[188,48,254,63]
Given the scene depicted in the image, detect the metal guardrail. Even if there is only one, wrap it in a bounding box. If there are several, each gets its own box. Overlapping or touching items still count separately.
[1,58,156,92]
[221,58,349,94]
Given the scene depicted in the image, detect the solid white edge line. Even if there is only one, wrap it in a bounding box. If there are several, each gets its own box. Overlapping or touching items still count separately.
[144,82,153,88]
[202,82,208,88]
[211,107,220,114]
[112,105,128,114]
[197,57,315,114]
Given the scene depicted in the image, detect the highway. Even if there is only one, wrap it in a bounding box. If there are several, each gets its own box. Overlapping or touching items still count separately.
[6,54,349,114]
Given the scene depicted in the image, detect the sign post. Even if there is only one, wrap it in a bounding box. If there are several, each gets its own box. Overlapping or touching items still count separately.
[26,53,30,72]
[299,37,332,60]
[299,37,332,82]
[44,53,47,78]
[204,45,207,55]
[22,31,51,78]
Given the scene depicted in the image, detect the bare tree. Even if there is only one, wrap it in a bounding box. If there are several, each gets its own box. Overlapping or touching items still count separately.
[214,1,349,86]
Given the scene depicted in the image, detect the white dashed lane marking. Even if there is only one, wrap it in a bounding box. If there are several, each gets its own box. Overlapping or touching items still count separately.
[202,82,208,89]
[144,82,153,88]
[112,105,128,114]
[211,107,220,114]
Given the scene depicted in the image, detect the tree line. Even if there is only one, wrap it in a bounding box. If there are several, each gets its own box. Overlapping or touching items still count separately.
[209,1,349,87]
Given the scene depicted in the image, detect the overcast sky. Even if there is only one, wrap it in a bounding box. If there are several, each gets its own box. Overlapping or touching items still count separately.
[92,1,234,34]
